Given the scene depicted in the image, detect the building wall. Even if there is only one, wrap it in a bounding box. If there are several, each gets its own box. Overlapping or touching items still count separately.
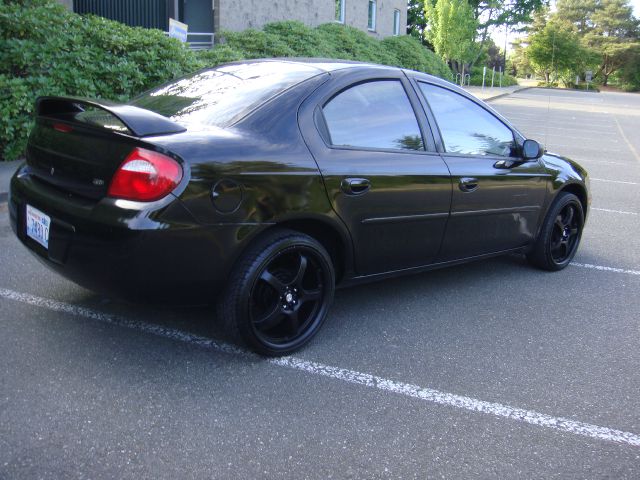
[58,0,406,39]
[343,0,406,38]
[218,0,334,33]
[218,0,406,39]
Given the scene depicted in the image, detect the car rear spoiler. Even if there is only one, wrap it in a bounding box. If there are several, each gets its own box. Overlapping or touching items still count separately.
[36,96,187,137]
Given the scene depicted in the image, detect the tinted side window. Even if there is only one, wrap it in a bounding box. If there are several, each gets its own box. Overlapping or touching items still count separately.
[418,82,515,157]
[323,80,424,151]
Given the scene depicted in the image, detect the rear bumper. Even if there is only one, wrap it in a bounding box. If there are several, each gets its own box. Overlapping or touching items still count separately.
[9,165,253,302]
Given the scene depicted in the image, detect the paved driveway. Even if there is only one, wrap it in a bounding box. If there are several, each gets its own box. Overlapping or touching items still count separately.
[1,88,639,479]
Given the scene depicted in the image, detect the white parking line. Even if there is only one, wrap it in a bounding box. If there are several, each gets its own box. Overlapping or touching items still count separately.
[1,287,639,448]
[591,178,639,185]
[571,263,640,276]
[591,207,638,215]
[613,115,640,163]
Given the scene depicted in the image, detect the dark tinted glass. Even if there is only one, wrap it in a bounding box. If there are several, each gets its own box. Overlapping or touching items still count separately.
[131,62,320,127]
[419,82,515,157]
[323,80,424,151]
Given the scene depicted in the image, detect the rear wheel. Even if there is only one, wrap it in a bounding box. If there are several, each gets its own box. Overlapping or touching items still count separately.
[217,229,335,356]
[527,192,584,271]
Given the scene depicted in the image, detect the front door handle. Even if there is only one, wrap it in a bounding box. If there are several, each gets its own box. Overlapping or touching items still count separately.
[459,177,479,192]
[341,178,371,195]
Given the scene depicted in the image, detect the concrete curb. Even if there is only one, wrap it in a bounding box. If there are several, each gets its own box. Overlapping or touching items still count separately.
[483,86,533,102]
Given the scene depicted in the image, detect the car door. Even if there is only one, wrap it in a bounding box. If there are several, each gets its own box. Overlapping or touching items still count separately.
[299,70,452,276]
[413,80,549,261]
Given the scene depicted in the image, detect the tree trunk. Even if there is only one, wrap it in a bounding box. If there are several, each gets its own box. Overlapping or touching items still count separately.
[469,9,494,70]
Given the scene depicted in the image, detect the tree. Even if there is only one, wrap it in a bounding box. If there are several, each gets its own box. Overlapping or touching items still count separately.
[556,0,598,34]
[526,18,597,84]
[407,0,429,45]
[586,0,640,85]
[509,38,535,77]
[467,0,547,67]
[424,0,477,74]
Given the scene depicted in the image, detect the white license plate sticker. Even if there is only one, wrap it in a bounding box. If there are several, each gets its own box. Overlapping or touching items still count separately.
[26,205,51,249]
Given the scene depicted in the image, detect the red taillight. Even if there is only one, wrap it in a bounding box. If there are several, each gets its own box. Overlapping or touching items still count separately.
[107,147,182,202]
[53,123,73,133]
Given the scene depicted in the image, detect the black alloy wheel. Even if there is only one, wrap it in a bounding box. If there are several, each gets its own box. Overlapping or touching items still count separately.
[527,192,584,271]
[218,229,335,356]
[550,203,580,263]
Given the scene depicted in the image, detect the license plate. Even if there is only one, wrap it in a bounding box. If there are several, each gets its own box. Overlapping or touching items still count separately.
[26,205,51,249]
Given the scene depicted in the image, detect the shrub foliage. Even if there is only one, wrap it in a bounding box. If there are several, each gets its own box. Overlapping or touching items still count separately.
[1,3,451,160]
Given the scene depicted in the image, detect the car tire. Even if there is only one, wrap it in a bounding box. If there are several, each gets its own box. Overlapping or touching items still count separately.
[217,228,335,356]
[527,192,584,271]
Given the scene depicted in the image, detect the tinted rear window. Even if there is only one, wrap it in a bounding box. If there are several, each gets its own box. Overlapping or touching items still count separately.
[131,62,321,127]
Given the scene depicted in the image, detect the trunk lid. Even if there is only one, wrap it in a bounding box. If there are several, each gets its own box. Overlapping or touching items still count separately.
[27,97,185,200]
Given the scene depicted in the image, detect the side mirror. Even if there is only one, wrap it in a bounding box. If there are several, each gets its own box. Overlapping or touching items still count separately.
[522,139,544,160]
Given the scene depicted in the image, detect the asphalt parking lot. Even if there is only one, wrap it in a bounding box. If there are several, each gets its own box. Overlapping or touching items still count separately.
[1,88,640,479]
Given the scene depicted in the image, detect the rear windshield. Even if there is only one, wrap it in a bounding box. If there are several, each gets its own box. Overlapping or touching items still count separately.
[130,61,321,127]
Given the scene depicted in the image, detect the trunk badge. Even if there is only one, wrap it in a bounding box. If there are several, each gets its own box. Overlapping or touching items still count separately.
[50,167,55,175]
[92,178,105,186]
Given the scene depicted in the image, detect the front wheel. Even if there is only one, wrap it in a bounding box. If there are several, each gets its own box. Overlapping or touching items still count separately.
[217,229,335,356]
[527,192,584,271]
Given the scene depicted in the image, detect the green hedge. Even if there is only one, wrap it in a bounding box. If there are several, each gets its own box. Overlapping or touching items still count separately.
[0,0,202,160]
[1,3,452,161]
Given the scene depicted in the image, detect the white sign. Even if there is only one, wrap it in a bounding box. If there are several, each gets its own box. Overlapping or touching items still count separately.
[169,18,188,43]
[585,70,593,82]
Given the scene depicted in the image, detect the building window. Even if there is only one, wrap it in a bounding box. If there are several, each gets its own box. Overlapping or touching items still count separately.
[335,0,345,23]
[393,9,400,36]
[367,0,376,31]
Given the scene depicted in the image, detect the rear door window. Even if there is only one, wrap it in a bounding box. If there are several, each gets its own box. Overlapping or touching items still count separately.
[322,80,425,151]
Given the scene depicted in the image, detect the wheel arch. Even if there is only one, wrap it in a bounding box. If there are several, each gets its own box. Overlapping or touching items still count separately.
[273,217,352,284]
[557,182,588,220]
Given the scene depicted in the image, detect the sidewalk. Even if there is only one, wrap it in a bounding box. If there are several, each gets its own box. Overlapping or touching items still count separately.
[0,159,21,199]
[462,84,531,102]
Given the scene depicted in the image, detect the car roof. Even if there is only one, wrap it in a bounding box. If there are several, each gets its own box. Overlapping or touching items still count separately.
[236,57,458,89]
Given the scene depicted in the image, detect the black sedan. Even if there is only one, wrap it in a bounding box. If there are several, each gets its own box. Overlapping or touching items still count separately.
[9,59,590,355]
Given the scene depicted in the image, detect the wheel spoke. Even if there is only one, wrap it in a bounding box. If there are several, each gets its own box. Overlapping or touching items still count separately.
[560,240,569,258]
[301,288,321,303]
[285,309,300,333]
[259,269,287,295]
[254,304,283,330]
[292,254,308,286]
[555,217,565,231]
[563,206,574,226]
[570,228,578,235]
[550,241,563,255]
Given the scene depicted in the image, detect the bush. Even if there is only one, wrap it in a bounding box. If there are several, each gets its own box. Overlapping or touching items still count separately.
[0,0,203,160]
[380,36,452,79]
[213,21,451,78]
[1,7,452,161]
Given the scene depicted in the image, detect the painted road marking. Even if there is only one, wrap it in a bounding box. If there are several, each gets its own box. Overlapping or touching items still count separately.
[613,115,640,163]
[591,207,638,215]
[1,287,640,448]
[591,178,639,185]
[571,262,640,276]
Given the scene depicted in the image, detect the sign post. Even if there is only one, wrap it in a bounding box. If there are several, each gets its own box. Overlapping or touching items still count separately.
[585,70,593,91]
[169,18,188,43]
[482,66,486,89]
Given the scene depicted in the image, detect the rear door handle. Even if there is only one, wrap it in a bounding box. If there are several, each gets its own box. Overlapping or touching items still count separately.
[341,178,371,195]
[459,177,479,192]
